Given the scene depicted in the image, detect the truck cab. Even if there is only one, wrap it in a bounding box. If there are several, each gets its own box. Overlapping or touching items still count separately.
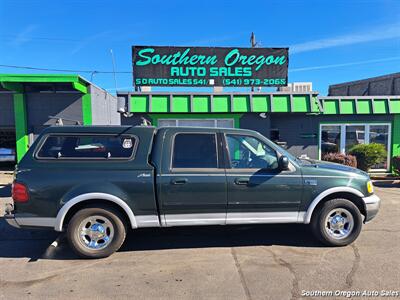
[5,125,380,258]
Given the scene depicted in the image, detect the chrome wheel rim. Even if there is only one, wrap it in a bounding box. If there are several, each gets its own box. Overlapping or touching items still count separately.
[78,215,114,250]
[324,208,354,240]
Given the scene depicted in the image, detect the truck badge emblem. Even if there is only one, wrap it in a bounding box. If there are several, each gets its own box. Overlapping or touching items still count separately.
[123,138,133,149]
[304,179,317,186]
[138,173,151,178]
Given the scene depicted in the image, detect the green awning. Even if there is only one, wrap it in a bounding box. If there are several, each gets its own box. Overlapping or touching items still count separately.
[123,92,321,114]
[0,74,89,94]
[319,96,400,114]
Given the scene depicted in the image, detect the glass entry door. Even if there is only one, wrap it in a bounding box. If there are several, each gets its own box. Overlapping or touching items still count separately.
[320,123,391,171]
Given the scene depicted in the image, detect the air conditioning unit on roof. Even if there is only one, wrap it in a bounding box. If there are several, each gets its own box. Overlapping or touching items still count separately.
[277,82,312,92]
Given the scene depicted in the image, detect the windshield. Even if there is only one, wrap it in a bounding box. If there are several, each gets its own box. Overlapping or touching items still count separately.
[277,146,301,163]
[262,138,301,164]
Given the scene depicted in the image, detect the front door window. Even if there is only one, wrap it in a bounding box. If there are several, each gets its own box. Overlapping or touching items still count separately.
[226,135,278,170]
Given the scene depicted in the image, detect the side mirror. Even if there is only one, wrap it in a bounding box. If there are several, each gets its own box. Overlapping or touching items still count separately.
[278,155,289,170]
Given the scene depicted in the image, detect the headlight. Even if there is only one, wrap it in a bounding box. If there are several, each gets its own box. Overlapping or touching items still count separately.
[367,180,374,194]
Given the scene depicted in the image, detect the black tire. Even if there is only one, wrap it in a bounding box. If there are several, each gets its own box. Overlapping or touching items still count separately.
[67,206,126,258]
[311,198,362,246]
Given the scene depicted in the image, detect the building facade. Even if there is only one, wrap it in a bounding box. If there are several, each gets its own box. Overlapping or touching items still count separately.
[0,74,120,161]
[117,91,400,173]
[1,73,399,174]
[329,72,400,96]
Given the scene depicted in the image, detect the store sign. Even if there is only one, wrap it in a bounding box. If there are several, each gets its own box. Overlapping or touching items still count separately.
[132,46,288,87]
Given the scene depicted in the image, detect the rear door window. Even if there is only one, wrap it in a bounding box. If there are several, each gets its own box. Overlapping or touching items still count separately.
[37,135,136,159]
[172,133,218,168]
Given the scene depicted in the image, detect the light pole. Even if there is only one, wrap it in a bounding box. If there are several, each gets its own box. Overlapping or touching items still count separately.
[250,32,259,92]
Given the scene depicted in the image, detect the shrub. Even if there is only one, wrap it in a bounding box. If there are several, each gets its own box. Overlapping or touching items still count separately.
[322,153,357,168]
[348,143,387,171]
[392,156,400,175]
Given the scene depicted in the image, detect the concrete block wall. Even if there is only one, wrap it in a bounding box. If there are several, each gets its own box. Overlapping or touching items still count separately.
[0,93,15,127]
[25,92,83,137]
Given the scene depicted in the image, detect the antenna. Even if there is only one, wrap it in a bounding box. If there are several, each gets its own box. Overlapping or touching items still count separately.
[250,32,262,92]
[110,49,118,92]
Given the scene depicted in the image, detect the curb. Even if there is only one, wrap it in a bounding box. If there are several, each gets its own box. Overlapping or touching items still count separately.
[372,180,400,188]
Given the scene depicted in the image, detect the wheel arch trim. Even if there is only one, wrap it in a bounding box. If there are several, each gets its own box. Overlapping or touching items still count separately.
[303,187,364,224]
[54,192,138,231]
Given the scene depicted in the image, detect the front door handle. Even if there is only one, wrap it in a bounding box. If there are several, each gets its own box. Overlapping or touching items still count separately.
[234,178,249,185]
[171,178,188,185]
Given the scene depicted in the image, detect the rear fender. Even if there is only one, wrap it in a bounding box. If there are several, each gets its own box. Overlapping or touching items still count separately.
[54,192,137,231]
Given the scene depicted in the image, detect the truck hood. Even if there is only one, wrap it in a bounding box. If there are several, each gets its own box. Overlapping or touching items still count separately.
[299,158,368,177]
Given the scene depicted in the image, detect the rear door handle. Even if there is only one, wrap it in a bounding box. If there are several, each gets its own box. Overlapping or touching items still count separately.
[171,178,188,185]
[234,178,249,185]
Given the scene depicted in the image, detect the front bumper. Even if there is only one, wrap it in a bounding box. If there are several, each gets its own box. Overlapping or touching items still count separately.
[362,194,381,223]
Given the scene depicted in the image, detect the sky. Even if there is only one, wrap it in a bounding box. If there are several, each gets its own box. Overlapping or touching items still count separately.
[0,0,399,95]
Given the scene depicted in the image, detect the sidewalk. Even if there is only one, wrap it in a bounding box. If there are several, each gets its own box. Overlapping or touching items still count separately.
[0,169,13,185]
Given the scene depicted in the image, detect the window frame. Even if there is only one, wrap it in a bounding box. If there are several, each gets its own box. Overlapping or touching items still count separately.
[224,133,279,171]
[170,132,220,171]
[34,133,138,161]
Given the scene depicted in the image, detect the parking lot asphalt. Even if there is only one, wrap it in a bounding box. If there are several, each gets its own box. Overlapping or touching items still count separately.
[0,172,399,300]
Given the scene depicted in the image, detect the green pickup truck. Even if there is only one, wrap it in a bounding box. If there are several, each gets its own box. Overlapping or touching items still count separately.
[5,126,380,258]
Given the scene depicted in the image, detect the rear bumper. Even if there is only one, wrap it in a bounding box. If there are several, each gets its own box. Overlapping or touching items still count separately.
[4,214,56,229]
[4,203,55,229]
[4,214,21,229]
[362,194,381,223]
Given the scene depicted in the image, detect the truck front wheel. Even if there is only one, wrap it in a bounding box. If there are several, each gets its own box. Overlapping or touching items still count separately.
[67,206,126,258]
[311,199,363,246]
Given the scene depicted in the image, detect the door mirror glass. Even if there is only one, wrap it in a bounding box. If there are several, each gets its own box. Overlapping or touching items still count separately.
[278,156,289,170]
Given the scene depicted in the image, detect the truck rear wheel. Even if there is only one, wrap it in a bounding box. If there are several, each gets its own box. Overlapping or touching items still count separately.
[67,206,126,258]
[311,199,362,246]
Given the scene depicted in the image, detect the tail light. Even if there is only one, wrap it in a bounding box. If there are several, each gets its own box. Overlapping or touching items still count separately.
[12,181,29,203]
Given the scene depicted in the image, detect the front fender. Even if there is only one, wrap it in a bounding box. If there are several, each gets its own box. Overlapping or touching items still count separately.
[303,186,365,224]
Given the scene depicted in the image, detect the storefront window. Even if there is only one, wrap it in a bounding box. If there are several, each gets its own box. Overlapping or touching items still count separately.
[320,123,391,171]
[158,119,177,127]
[321,125,341,156]
[179,119,215,127]
[158,119,234,128]
[345,125,365,152]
